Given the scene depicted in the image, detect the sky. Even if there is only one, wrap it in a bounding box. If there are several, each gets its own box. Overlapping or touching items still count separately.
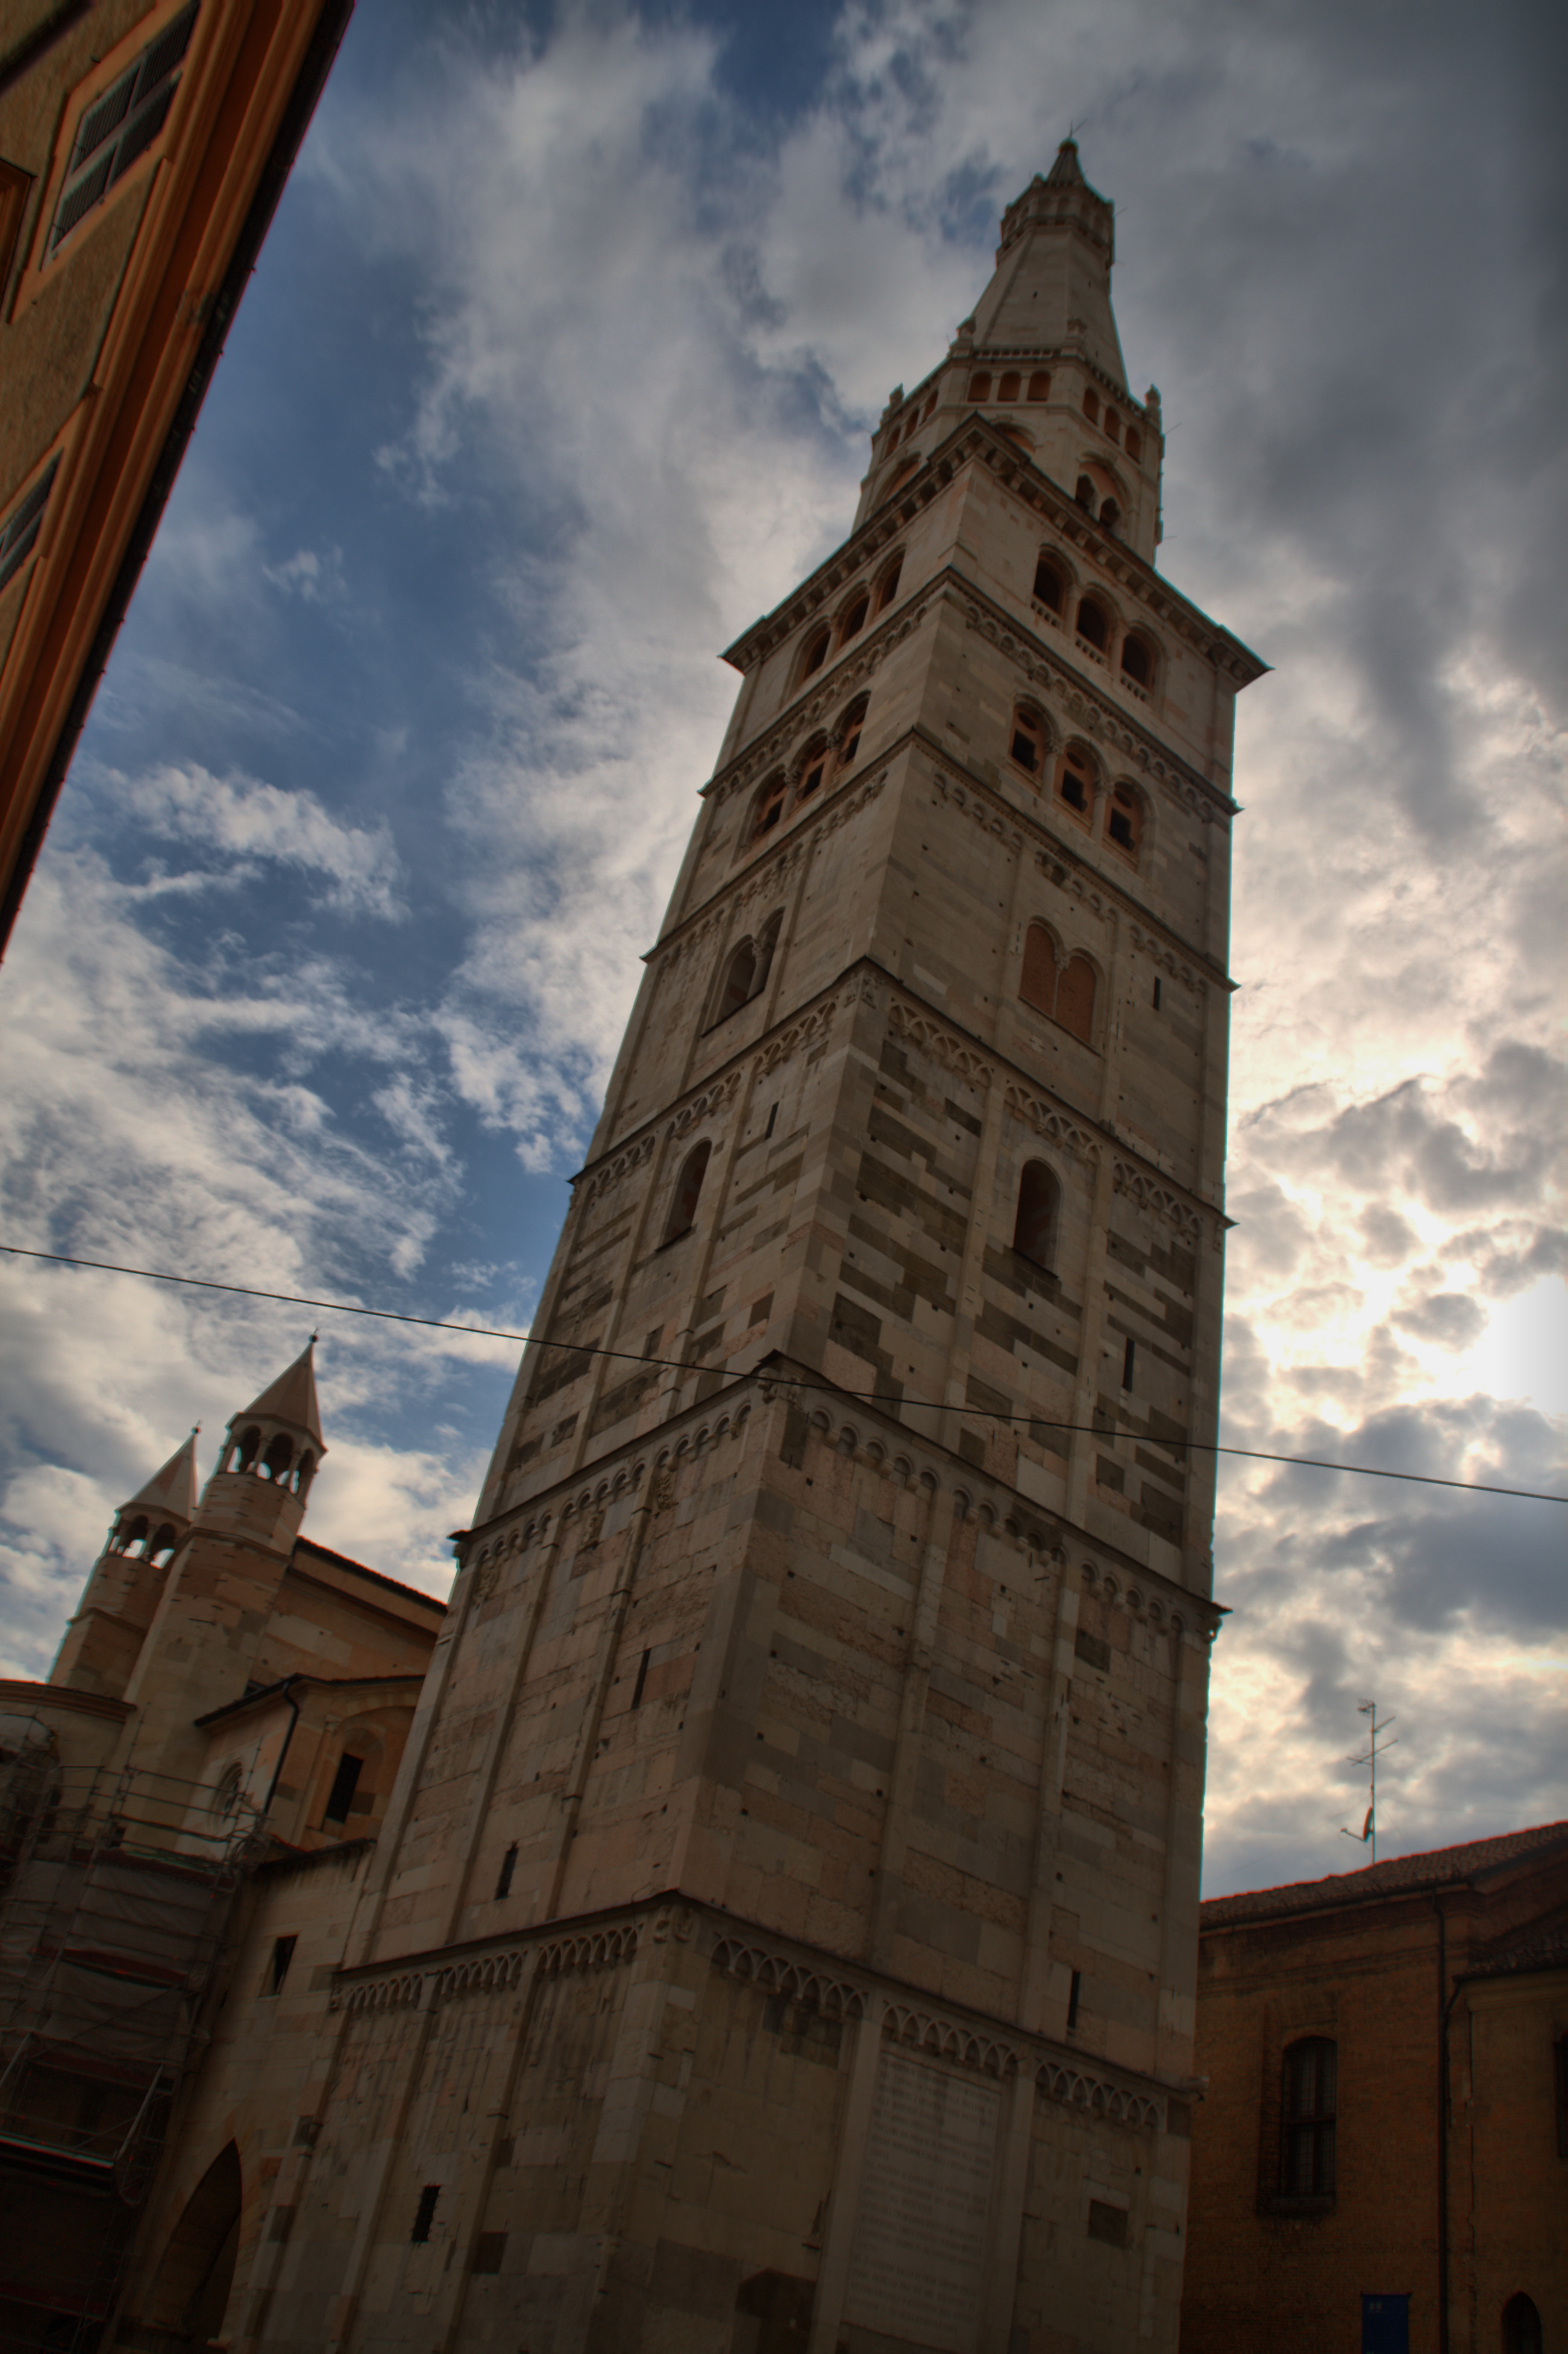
[0,0,1563,1899]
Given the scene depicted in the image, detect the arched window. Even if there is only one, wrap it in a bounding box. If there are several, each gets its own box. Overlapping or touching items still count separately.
[1099,499,1120,536]
[1020,924,1057,1014]
[921,389,936,419]
[837,591,869,646]
[836,695,869,771]
[1105,783,1144,864]
[714,939,756,1025]
[1103,412,1120,445]
[1076,597,1109,651]
[1027,371,1050,401]
[968,370,992,401]
[1056,955,1097,1043]
[1082,388,1099,424]
[149,1523,178,1563]
[233,1426,261,1472]
[754,910,783,993]
[1120,633,1154,689]
[291,1451,315,1499]
[1280,2038,1337,2197]
[123,1514,150,1554]
[1032,554,1065,612]
[1057,745,1095,814]
[752,773,788,838]
[799,626,830,683]
[1013,1162,1059,1268]
[1125,427,1143,463]
[998,371,1020,403]
[876,555,903,610]
[1503,2296,1543,2354]
[795,739,829,803]
[1074,474,1095,510]
[1009,705,1046,777]
[262,1431,293,1484]
[663,1142,711,1244]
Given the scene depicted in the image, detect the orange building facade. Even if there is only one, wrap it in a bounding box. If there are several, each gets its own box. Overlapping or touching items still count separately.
[0,0,353,956]
[1181,1825,1568,2354]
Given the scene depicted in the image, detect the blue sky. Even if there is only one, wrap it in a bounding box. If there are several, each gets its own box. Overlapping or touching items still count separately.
[1,0,1562,1897]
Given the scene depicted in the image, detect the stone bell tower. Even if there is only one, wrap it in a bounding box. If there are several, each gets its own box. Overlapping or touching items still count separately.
[244,147,1264,2354]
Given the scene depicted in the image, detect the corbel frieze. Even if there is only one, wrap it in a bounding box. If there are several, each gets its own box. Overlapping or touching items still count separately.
[331,1918,647,2018]
[1003,1079,1102,1167]
[1127,921,1202,995]
[663,770,888,972]
[928,767,1024,854]
[887,995,995,1089]
[1111,1157,1209,1246]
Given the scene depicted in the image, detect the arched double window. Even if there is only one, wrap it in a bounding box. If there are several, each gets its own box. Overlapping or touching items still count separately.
[1056,743,1096,817]
[1020,923,1097,1046]
[1009,703,1047,778]
[715,939,756,1024]
[1012,1161,1059,1268]
[1120,632,1156,689]
[663,1141,712,1244]
[875,554,903,612]
[1280,2038,1337,2198]
[751,771,788,840]
[1082,388,1100,424]
[836,589,870,647]
[798,626,830,685]
[836,695,869,771]
[1125,427,1143,463]
[794,736,830,804]
[1076,595,1110,652]
[1105,783,1144,864]
[1032,554,1066,614]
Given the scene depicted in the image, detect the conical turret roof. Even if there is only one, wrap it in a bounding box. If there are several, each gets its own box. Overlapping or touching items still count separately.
[119,1430,200,1523]
[230,1340,324,1448]
[971,142,1125,387]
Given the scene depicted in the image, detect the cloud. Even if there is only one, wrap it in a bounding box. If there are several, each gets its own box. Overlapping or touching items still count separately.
[122,763,405,918]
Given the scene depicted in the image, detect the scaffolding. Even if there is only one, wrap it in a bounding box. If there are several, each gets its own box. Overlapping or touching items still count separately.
[0,1739,261,2352]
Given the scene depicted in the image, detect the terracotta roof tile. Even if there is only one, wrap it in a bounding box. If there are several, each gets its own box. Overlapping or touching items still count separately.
[1201,1822,1568,1929]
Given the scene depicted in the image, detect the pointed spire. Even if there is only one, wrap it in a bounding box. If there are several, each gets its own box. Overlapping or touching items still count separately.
[1045,137,1086,187]
[119,1430,200,1523]
[233,1340,324,1448]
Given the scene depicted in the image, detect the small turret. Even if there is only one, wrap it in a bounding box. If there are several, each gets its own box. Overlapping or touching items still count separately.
[199,1339,325,1549]
[51,1431,201,1697]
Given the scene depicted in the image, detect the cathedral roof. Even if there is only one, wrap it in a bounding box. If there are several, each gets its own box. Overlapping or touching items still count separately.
[119,1430,199,1522]
[231,1340,324,1447]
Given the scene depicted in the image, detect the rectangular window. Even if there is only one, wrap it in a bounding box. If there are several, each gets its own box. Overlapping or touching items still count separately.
[630,1649,652,1709]
[494,1844,518,1901]
[1067,1968,1082,2029]
[1281,2036,1337,2197]
[1122,1337,1136,1391]
[322,1753,363,1825]
[1087,2198,1127,2246]
[411,2184,440,2243]
[265,1935,296,1996]
[0,456,60,595]
[49,4,198,256]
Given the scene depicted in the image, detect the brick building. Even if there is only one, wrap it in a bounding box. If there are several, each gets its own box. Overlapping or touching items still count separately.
[1181,1823,1568,2354]
[0,0,354,956]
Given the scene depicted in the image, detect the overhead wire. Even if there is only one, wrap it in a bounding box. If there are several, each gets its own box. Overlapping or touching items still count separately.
[2,1240,1563,1505]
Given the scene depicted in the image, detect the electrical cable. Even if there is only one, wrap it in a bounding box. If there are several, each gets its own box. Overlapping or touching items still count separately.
[2,1241,1563,1505]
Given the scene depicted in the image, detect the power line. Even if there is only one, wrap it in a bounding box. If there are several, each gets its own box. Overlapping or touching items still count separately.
[3,1241,1563,1505]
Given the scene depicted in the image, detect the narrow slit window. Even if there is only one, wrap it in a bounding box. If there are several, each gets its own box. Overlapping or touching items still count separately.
[631,1649,651,1709]
[663,1141,711,1243]
[1121,1337,1136,1391]
[266,1935,296,1996]
[49,4,199,256]
[412,2185,441,2244]
[495,1843,518,1900]
[1152,977,1162,1011]
[0,457,61,595]
[322,1753,363,1826]
[1067,1968,1082,2029]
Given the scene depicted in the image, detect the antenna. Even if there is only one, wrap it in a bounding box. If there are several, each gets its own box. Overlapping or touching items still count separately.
[1340,1698,1397,1864]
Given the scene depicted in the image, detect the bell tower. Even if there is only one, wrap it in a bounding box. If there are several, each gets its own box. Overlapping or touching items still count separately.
[49,1430,199,1697]
[250,153,1265,2354]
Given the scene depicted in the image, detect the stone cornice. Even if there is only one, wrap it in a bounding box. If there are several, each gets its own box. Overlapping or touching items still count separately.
[720,416,1267,689]
[326,1888,1183,2134]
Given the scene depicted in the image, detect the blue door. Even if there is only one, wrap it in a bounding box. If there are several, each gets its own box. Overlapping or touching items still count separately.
[1363,2294,1410,2354]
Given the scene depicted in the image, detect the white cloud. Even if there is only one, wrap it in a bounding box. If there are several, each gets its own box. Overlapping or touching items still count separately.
[122,762,404,918]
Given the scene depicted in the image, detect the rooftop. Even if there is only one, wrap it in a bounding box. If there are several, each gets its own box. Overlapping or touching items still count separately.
[1201,1821,1568,1930]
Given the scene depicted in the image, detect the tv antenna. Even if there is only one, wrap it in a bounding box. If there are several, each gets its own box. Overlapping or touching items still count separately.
[1341,1698,1396,1864]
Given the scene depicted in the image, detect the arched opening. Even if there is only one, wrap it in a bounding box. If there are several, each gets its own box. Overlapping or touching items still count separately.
[1082,388,1099,424]
[1076,597,1109,651]
[795,737,830,802]
[1074,474,1095,510]
[122,1514,150,1554]
[967,369,992,401]
[754,910,783,993]
[1056,955,1097,1044]
[1105,783,1144,864]
[233,1425,261,1473]
[149,1523,178,1563]
[714,939,756,1025]
[798,626,830,684]
[998,370,1020,402]
[1280,2037,1337,2197]
[261,1431,293,1484]
[1125,427,1143,463]
[1103,411,1120,445]
[1020,924,1057,1016]
[1120,633,1154,689]
[291,1449,315,1499]
[1032,555,1065,612]
[1503,2294,1543,2354]
[1013,1162,1059,1269]
[1099,499,1120,535]
[836,695,869,772]
[1027,371,1050,401]
[137,2142,242,2345]
[1057,745,1096,815]
[876,554,903,611]
[752,772,788,840]
[663,1142,711,1244]
[1008,704,1046,778]
[836,591,869,646]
